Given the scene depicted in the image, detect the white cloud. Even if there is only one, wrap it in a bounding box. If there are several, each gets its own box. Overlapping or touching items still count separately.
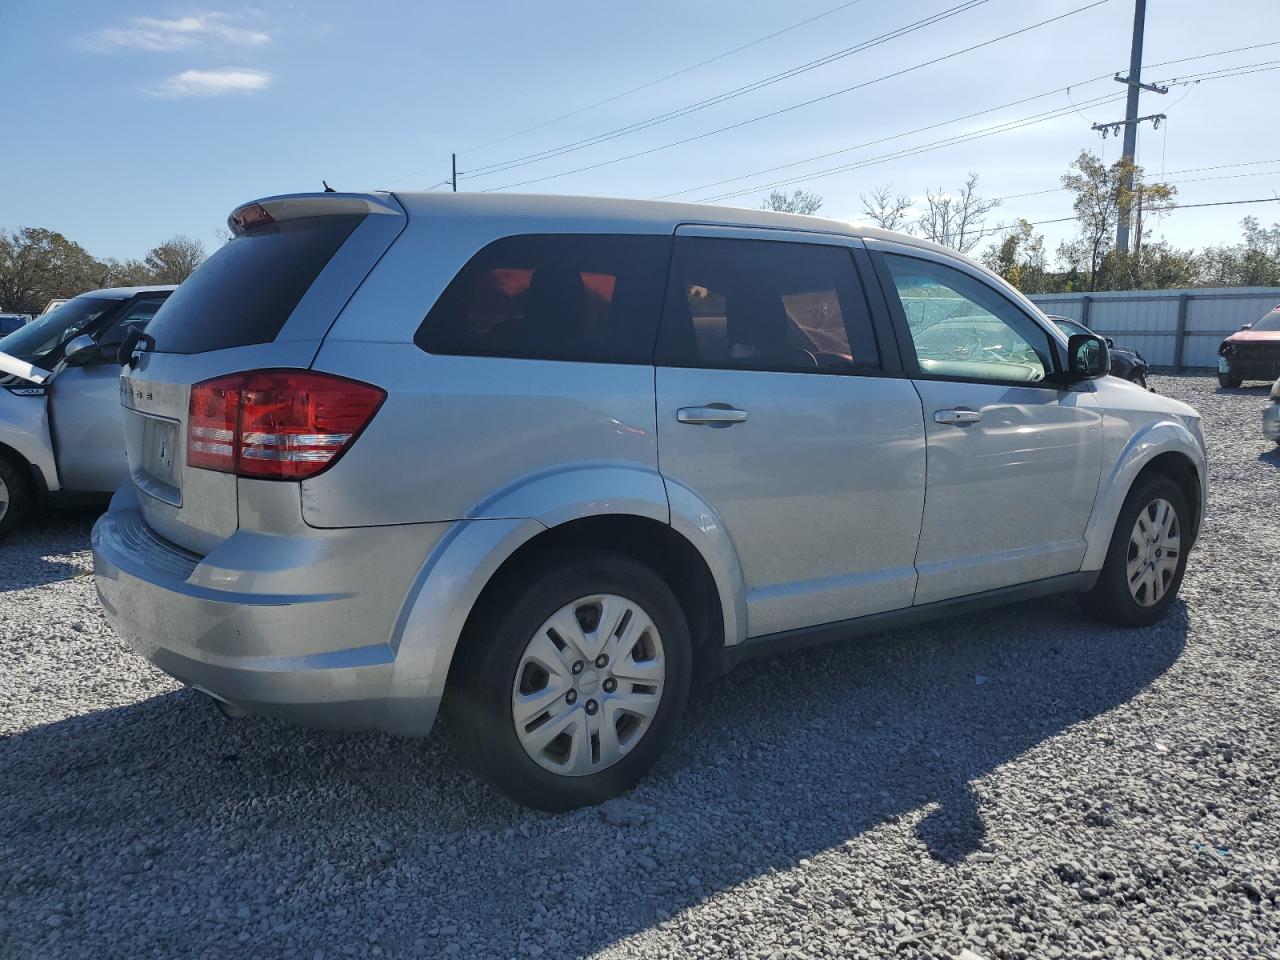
[81,12,270,52]
[150,68,272,97]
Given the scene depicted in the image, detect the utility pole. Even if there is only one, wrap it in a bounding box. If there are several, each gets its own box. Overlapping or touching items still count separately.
[1089,0,1167,254]
[451,153,458,193]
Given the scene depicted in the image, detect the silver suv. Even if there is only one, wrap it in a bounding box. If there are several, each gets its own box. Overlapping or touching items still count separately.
[93,192,1207,810]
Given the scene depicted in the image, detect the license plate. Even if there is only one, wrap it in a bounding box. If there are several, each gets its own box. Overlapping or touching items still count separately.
[140,415,180,488]
[1218,357,1229,372]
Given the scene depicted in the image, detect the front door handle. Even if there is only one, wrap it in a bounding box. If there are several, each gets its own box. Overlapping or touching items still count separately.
[934,408,983,425]
[677,405,749,426]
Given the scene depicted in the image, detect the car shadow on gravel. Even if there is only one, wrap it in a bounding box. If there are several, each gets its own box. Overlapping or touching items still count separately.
[0,509,100,593]
[0,596,1188,958]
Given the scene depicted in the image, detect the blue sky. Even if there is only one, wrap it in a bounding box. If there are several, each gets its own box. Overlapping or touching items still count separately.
[2,0,1277,263]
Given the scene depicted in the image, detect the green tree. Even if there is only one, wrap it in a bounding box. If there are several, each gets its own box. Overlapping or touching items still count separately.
[761,189,823,215]
[1060,151,1175,290]
[982,219,1050,292]
[0,227,108,315]
[100,258,155,288]
[144,235,206,284]
[1198,217,1280,287]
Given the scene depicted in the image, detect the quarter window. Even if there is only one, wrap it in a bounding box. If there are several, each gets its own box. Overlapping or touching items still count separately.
[656,236,881,373]
[881,254,1052,384]
[417,234,672,363]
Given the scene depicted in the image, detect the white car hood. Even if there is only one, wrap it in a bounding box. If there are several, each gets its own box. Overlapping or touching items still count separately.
[0,351,52,385]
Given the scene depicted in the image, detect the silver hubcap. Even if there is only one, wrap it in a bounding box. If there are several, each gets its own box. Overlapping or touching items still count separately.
[1127,497,1180,607]
[512,593,665,776]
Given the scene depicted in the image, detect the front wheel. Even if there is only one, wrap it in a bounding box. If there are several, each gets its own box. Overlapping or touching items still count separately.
[1218,372,1242,389]
[0,456,31,541]
[446,551,691,811]
[1080,474,1190,627]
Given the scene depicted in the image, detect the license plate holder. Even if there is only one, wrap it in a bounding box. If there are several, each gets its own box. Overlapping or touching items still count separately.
[140,414,180,490]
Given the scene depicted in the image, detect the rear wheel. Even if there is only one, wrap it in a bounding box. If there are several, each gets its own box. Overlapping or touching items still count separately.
[447,551,691,811]
[0,455,31,541]
[1080,474,1189,627]
[1218,372,1242,388]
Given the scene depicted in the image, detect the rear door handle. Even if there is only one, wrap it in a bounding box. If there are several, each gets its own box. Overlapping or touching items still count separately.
[677,405,749,426]
[934,409,983,425]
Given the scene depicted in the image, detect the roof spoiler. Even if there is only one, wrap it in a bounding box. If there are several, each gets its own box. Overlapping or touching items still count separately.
[227,192,403,236]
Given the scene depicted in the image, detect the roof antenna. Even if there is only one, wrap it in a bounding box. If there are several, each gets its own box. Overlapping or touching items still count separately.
[322,180,336,193]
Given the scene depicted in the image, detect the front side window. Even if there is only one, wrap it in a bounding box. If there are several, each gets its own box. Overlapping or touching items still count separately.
[657,236,880,373]
[1051,317,1089,339]
[882,254,1052,384]
[417,234,672,363]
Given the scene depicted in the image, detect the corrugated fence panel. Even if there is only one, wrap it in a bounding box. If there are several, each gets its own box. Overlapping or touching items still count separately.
[1030,287,1280,369]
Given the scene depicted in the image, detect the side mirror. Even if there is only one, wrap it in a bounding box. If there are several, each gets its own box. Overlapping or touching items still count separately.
[1241,323,1253,331]
[63,334,99,366]
[1104,336,1115,349]
[1066,333,1109,382]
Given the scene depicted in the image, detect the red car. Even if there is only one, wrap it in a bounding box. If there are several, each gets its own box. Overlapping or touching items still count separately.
[1218,305,1280,388]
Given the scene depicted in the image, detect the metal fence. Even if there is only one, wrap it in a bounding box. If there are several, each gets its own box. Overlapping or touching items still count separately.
[1028,287,1280,370]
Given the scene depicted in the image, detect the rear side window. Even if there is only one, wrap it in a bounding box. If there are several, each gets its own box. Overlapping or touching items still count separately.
[146,215,364,354]
[656,236,881,373]
[416,234,672,363]
[100,295,169,348]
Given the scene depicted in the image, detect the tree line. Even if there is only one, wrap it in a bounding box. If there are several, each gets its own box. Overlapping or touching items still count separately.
[0,229,207,316]
[763,149,1280,294]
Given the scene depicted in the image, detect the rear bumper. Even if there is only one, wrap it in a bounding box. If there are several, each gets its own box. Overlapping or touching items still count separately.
[1263,403,1280,441]
[91,485,451,736]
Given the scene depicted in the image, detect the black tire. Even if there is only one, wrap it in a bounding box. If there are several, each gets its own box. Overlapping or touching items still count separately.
[0,455,31,541]
[1218,372,1242,389]
[446,550,692,811]
[1079,474,1190,627]
[1128,370,1148,389]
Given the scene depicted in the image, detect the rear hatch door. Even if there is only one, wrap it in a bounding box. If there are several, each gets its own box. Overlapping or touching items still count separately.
[121,193,405,554]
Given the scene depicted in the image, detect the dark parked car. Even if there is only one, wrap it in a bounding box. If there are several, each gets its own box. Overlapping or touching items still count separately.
[0,314,32,336]
[1048,316,1150,388]
[1217,304,1280,388]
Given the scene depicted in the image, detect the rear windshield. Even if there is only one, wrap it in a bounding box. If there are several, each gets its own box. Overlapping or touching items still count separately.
[146,214,364,354]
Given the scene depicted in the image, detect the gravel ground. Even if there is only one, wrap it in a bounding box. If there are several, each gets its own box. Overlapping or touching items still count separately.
[2,373,1278,960]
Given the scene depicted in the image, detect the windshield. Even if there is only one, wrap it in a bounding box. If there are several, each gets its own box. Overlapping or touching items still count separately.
[1253,307,1280,332]
[0,295,119,366]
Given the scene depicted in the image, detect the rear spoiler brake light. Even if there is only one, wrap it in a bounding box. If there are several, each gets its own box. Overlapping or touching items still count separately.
[226,193,402,236]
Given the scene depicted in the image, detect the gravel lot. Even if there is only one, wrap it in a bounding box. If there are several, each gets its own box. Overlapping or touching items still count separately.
[2,374,1278,959]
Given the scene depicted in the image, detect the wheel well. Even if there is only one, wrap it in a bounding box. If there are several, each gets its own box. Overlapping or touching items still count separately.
[1135,451,1202,547]
[451,515,726,692]
[0,442,47,507]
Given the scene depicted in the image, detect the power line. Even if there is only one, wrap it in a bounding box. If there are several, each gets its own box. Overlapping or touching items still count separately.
[993,161,1280,203]
[455,0,872,157]
[462,0,994,179]
[698,92,1129,202]
[971,196,1280,242]
[480,0,1112,193]
[655,47,1280,201]
[384,37,1280,193]
[693,59,1280,203]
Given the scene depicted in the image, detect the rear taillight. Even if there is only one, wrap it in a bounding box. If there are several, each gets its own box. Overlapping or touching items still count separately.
[188,370,385,480]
